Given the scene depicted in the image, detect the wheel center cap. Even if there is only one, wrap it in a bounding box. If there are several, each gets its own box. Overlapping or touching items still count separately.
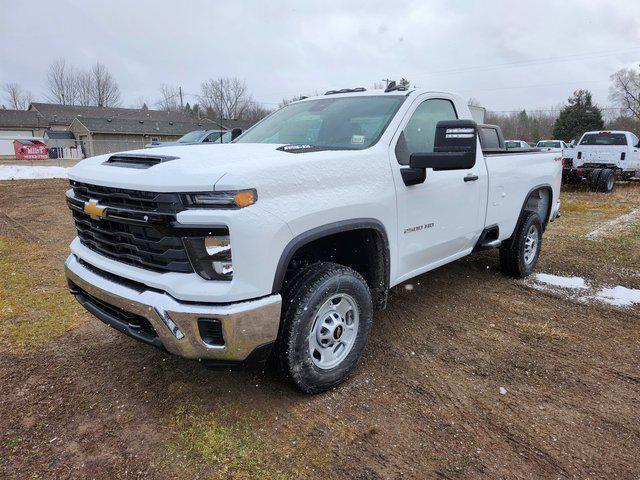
[333,325,343,340]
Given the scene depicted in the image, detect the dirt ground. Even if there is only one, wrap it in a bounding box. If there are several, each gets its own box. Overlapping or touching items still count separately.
[0,179,638,479]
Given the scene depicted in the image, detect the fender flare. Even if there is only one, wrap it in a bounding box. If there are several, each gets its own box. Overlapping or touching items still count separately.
[271,218,390,294]
[518,184,554,229]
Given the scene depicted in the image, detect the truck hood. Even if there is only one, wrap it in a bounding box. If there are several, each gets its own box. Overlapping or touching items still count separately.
[69,143,347,191]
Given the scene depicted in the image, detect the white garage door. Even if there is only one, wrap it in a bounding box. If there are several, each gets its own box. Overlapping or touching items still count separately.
[0,129,34,139]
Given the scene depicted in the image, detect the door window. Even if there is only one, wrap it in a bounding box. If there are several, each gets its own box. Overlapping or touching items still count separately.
[479,127,500,149]
[395,98,457,165]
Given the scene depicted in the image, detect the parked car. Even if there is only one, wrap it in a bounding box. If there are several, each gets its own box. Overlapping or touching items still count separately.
[64,88,561,393]
[562,130,640,192]
[536,139,569,153]
[505,140,531,149]
[145,129,234,148]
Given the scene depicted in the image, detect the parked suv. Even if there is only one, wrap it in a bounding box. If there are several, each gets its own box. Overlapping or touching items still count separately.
[65,88,561,393]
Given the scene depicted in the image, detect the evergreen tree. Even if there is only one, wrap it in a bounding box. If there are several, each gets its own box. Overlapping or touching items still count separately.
[552,90,604,141]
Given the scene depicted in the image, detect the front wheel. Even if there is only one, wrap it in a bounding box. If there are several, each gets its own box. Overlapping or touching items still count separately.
[277,262,373,393]
[499,211,543,278]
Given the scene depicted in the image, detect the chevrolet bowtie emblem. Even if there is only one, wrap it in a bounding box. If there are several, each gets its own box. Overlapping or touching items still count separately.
[84,199,106,220]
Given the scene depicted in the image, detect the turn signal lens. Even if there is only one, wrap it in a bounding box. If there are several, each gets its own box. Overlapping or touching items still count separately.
[234,190,256,207]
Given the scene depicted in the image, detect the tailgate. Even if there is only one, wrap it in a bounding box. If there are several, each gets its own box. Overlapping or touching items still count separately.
[581,147,624,165]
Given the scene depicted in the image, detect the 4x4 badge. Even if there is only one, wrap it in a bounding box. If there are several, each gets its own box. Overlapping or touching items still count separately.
[83,199,106,220]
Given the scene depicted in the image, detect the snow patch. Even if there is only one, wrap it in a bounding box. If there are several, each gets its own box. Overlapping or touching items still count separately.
[0,165,68,180]
[529,273,640,309]
[586,209,640,238]
[535,273,588,290]
[595,286,640,307]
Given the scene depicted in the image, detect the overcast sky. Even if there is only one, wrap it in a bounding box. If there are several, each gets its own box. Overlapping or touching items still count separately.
[1,0,639,113]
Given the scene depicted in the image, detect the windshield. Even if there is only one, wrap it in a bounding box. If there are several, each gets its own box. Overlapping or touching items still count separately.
[505,141,521,148]
[237,96,405,149]
[579,133,627,146]
[178,130,207,143]
[537,141,561,148]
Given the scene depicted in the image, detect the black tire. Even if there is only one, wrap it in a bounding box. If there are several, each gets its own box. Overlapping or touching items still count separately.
[499,211,543,278]
[277,262,373,393]
[589,168,603,191]
[596,169,615,193]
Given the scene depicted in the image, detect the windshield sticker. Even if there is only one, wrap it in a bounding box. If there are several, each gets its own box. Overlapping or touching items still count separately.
[351,135,365,145]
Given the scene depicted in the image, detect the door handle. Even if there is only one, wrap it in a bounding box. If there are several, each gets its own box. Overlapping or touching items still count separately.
[464,174,479,182]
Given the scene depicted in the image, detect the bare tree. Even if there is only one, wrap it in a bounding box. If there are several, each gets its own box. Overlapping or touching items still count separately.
[89,62,121,107]
[2,82,32,109]
[485,107,561,143]
[46,59,78,105]
[243,101,272,123]
[156,84,181,111]
[200,77,253,119]
[132,96,151,109]
[75,70,93,106]
[609,67,640,121]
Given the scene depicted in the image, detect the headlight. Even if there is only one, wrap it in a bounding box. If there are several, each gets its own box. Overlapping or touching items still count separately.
[183,189,257,209]
[183,233,233,280]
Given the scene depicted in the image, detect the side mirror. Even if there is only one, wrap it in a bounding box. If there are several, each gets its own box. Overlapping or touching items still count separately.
[231,128,243,141]
[409,120,477,171]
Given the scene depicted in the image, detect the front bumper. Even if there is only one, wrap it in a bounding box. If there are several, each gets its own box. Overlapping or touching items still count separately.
[65,254,282,363]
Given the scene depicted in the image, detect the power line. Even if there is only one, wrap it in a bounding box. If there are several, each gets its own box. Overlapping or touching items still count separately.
[407,46,640,81]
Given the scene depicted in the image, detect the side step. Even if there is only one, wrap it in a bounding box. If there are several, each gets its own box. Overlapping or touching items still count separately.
[473,225,501,252]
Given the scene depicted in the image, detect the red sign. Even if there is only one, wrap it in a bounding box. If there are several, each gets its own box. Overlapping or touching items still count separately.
[13,140,49,160]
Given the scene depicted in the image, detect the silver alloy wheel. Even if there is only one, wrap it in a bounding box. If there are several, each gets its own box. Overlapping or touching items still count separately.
[308,293,359,370]
[523,225,539,265]
[607,174,614,190]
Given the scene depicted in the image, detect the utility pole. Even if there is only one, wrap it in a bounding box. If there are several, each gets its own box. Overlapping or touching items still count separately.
[179,86,184,109]
[382,78,393,88]
[219,80,224,143]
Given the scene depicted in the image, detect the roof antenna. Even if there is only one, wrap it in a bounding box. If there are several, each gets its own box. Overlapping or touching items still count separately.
[384,81,397,93]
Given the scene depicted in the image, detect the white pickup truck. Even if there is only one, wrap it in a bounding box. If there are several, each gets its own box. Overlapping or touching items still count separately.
[65,87,561,393]
[563,130,640,192]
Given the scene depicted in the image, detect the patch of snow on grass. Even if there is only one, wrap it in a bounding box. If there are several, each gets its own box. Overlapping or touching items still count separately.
[0,165,68,180]
[595,286,640,307]
[586,209,640,238]
[534,273,588,289]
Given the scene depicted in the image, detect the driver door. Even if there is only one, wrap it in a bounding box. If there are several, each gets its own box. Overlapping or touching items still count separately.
[391,96,487,281]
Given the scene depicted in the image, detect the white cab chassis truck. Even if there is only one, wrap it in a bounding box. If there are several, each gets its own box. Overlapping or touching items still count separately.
[563,130,640,192]
[65,88,562,393]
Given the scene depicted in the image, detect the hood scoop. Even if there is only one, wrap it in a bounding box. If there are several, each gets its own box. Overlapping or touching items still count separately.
[103,153,180,169]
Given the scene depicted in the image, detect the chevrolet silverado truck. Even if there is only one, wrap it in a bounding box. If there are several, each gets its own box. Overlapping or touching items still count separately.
[562,130,640,192]
[65,87,562,393]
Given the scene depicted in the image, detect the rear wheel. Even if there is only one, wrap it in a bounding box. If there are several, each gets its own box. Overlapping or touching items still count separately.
[596,169,615,193]
[589,168,603,191]
[499,211,543,278]
[277,262,373,393]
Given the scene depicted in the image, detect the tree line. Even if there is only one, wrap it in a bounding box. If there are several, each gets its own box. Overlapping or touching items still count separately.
[2,60,640,137]
[485,66,640,143]
[1,58,272,124]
